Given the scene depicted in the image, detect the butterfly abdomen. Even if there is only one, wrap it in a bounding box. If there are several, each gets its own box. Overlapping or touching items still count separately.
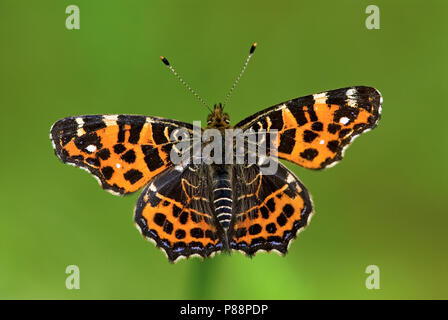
[212,165,233,230]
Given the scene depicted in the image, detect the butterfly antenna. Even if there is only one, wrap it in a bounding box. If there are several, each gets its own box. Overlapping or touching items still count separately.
[222,42,257,109]
[160,56,212,112]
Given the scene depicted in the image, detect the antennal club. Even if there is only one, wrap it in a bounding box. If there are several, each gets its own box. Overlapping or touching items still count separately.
[160,56,212,112]
[222,42,257,109]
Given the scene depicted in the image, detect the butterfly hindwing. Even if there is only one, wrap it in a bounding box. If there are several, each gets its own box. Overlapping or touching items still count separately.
[134,164,225,262]
[229,162,313,256]
[235,86,382,169]
[50,115,194,195]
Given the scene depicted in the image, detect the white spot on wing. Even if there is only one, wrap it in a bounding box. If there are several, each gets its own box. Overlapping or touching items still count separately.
[346,88,357,97]
[339,117,350,125]
[75,118,84,127]
[86,145,97,153]
[77,128,85,136]
[313,92,328,104]
[104,115,118,121]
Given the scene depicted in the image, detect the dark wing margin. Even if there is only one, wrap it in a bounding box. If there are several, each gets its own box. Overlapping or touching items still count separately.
[235,86,382,170]
[50,114,194,195]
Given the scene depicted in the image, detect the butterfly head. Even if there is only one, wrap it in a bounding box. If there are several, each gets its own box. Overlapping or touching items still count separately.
[206,103,231,129]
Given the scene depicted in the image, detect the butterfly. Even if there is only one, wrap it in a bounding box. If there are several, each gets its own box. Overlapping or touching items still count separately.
[50,43,382,262]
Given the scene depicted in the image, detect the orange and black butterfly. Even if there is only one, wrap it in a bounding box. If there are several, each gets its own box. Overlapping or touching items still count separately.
[50,44,382,262]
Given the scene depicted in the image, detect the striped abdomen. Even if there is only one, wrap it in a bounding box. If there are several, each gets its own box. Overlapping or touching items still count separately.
[212,165,232,230]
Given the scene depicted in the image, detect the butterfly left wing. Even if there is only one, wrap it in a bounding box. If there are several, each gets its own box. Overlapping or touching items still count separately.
[134,163,225,262]
[228,162,313,256]
[235,86,382,169]
[50,115,194,195]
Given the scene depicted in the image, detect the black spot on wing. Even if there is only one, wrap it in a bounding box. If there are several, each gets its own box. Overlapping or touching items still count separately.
[248,224,262,235]
[172,205,182,218]
[163,220,173,234]
[152,125,168,145]
[283,204,294,217]
[307,106,318,122]
[278,128,296,154]
[179,211,189,224]
[300,148,318,161]
[190,228,204,239]
[311,122,323,131]
[123,169,143,184]
[266,223,277,234]
[175,229,186,239]
[117,115,146,144]
[97,148,110,160]
[141,145,165,171]
[288,106,308,126]
[121,149,136,164]
[154,213,166,226]
[327,123,341,134]
[266,198,276,212]
[260,206,269,219]
[277,213,287,226]
[268,110,284,130]
[113,143,126,154]
[82,115,107,133]
[327,140,340,153]
[303,130,318,143]
[102,166,114,180]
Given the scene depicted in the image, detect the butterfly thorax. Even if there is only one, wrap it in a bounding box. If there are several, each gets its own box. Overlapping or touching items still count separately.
[206,103,231,130]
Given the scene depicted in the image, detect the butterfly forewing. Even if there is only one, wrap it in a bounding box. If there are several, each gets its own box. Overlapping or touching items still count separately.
[50,115,194,195]
[235,86,382,170]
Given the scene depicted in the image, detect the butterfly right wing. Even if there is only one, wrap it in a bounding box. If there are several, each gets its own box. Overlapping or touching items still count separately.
[229,162,313,256]
[235,86,382,170]
[50,115,195,195]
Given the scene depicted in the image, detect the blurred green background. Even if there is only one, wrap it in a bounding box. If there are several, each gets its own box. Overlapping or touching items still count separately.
[0,0,447,299]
